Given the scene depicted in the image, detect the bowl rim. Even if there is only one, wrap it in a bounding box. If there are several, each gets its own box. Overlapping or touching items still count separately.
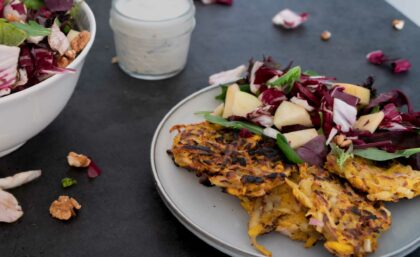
[0,1,97,105]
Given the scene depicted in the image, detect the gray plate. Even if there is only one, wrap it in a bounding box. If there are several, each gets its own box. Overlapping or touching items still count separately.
[150,85,420,257]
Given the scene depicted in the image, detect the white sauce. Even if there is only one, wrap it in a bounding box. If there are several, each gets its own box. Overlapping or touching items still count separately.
[110,0,195,79]
[115,0,190,21]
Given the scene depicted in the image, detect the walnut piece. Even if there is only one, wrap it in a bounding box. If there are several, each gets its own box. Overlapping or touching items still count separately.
[57,56,70,68]
[49,195,81,221]
[320,30,331,41]
[70,31,91,53]
[333,134,352,148]
[67,152,91,168]
[392,19,404,30]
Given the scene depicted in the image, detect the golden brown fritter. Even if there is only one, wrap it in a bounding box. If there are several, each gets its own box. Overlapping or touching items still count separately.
[325,154,420,202]
[239,173,321,257]
[286,165,392,257]
[169,122,292,197]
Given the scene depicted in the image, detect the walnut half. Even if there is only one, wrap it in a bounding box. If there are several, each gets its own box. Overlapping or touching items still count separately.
[49,196,81,221]
[67,152,91,168]
[70,31,91,53]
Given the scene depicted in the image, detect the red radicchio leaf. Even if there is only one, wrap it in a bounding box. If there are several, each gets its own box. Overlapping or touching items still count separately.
[358,131,420,151]
[0,0,4,15]
[379,103,406,131]
[87,161,102,178]
[366,50,387,65]
[247,106,274,127]
[272,9,308,29]
[296,136,328,167]
[11,1,26,15]
[31,47,75,81]
[201,0,233,5]
[331,86,360,106]
[259,88,286,107]
[239,128,253,138]
[366,90,413,113]
[391,59,411,73]
[402,112,420,127]
[44,0,73,12]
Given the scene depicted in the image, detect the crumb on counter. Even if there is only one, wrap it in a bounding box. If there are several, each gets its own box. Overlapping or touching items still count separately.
[67,152,91,168]
[49,196,81,221]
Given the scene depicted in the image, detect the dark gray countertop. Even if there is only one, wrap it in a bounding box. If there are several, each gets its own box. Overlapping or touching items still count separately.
[0,0,419,256]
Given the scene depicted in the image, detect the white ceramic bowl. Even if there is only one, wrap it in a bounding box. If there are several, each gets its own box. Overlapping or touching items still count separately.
[0,2,96,157]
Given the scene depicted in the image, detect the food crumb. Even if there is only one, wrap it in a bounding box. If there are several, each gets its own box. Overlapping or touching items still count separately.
[112,56,118,64]
[67,152,91,168]
[392,19,404,30]
[320,30,331,41]
[49,196,81,221]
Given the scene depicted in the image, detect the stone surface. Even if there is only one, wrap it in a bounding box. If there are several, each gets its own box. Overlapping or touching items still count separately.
[0,0,419,256]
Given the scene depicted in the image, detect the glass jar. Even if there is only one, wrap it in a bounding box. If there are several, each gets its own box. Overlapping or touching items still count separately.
[110,0,196,80]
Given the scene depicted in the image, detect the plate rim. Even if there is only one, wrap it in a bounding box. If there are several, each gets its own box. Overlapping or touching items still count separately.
[150,84,420,257]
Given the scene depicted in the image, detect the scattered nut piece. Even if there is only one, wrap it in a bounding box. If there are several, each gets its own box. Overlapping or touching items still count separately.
[70,31,91,53]
[111,56,118,64]
[49,195,81,221]
[57,56,70,68]
[67,152,91,168]
[65,49,77,60]
[320,30,331,41]
[334,134,352,148]
[392,19,404,30]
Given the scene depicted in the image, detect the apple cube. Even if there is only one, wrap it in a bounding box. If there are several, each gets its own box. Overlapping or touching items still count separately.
[283,129,318,149]
[231,91,262,117]
[354,111,385,133]
[212,103,224,116]
[274,101,313,129]
[335,83,370,105]
[222,84,240,118]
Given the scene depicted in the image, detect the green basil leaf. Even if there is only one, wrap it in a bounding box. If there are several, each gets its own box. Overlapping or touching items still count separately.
[61,177,77,188]
[215,84,251,101]
[267,66,301,93]
[23,0,45,10]
[12,20,51,37]
[203,113,264,135]
[353,147,420,161]
[0,21,27,46]
[330,143,353,168]
[276,134,303,164]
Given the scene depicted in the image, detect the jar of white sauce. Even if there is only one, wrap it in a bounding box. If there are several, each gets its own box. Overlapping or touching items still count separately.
[110,0,196,80]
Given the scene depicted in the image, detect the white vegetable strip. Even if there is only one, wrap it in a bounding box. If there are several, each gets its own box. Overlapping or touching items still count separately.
[0,45,20,89]
[0,189,23,223]
[290,96,314,111]
[0,170,42,190]
[333,98,357,132]
[263,127,280,139]
[209,65,247,86]
[250,61,264,93]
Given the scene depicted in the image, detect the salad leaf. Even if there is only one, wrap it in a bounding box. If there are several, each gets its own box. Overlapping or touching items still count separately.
[12,20,51,37]
[44,0,73,12]
[61,177,77,188]
[330,143,353,168]
[23,0,44,10]
[0,21,27,46]
[215,84,250,101]
[353,147,420,161]
[303,70,320,76]
[267,66,301,93]
[70,0,83,18]
[276,134,303,164]
[203,113,263,135]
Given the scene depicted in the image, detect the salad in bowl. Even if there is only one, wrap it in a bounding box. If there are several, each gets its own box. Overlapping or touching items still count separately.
[0,0,95,156]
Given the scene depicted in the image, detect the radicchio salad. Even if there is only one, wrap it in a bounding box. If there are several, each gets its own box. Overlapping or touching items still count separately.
[205,57,420,170]
[0,0,91,98]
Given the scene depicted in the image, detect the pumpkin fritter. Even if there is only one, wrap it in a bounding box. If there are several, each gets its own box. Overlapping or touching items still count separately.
[286,165,392,257]
[325,154,420,202]
[169,122,292,197]
[239,173,321,257]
